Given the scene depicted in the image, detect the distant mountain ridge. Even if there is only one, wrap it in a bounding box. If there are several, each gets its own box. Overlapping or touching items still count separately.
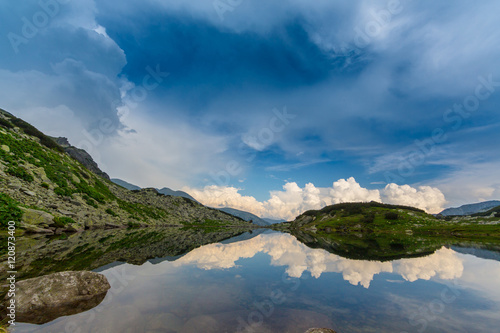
[110,178,198,202]
[440,200,500,216]
[110,178,141,191]
[263,217,287,224]
[110,179,280,226]
[217,207,271,226]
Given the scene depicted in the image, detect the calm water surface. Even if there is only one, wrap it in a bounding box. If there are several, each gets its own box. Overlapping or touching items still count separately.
[13,231,500,333]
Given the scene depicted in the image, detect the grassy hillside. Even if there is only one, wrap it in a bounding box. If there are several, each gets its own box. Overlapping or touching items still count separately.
[0,110,250,233]
[289,202,500,260]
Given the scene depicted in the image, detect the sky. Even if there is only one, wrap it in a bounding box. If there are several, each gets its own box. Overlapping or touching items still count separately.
[1,0,500,219]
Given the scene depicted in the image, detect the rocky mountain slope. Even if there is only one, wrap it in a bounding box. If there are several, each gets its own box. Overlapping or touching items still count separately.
[0,109,250,234]
[440,200,500,216]
[55,137,110,180]
[218,207,271,226]
[111,178,199,202]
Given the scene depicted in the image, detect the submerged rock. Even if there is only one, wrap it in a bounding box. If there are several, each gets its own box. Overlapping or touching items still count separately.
[14,271,110,324]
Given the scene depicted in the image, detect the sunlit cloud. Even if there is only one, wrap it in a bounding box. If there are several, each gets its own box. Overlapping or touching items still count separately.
[184,177,446,220]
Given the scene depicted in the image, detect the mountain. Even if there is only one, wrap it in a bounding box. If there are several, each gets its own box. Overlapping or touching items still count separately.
[440,200,500,216]
[157,187,198,202]
[54,137,110,180]
[471,204,500,217]
[0,109,251,233]
[217,207,271,226]
[111,178,198,202]
[111,178,141,191]
[263,217,287,224]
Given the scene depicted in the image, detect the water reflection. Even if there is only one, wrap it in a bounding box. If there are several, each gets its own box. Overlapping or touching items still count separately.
[175,233,463,288]
[11,231,500,333]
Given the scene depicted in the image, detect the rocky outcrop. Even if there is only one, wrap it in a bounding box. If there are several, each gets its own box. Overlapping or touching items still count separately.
[20,207,54,226]
[305,329,337,333]
[54,137,110,180]
[14,271,110,324]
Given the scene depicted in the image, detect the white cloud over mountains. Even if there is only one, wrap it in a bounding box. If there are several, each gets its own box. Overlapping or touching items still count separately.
[184,177,447,220]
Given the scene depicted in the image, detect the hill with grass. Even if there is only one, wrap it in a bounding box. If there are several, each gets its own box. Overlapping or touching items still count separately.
[288,201,500,260]
[0,109,251,235]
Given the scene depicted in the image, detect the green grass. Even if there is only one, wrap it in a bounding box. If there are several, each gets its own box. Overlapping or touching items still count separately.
[53,216,76,227]
[6,165,34,182]
[105,208,118,217]
[0,193,22,227]
[117,198,167,221]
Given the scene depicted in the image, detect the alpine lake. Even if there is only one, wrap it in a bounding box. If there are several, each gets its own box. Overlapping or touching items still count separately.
[2,226,500,333]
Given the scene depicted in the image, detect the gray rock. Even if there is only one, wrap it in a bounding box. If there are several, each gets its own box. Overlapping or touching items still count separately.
[20,207,55,226]
[105,222,124,229]
[22,189,36,196]
[65,224,83,233]
[14,271,111,325]
[305,329,337,333]
[58,209,76,217]
[8,179,22,190]
[70,199,82,206]
[20,222,54,235]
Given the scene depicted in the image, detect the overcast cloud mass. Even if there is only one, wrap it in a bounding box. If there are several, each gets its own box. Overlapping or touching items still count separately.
[1,0,499,219]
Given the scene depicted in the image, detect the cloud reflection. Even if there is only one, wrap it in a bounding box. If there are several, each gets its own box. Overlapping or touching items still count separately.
[174,233,463,288]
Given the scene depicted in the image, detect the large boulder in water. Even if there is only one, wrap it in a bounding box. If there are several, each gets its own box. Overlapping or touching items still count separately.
[14,271,110,324]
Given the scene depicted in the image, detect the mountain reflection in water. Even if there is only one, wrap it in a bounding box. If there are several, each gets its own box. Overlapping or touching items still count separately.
[11,231,500,333]
[175,233,463,288]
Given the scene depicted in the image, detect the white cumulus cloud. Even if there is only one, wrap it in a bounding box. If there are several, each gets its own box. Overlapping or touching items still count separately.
[381,184,447,214]
[184,177,446,220]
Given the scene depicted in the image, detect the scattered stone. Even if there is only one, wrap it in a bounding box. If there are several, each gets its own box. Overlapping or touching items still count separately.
[13,271,111,325]
[20,222,54,235]
[55,228,64,235]
[71,174,81,183]
[1,144,9,152]
[32,166,50,182]
[58,209,76,217]
[65,224,83,233]
[8,179,22,190]
[20,207,55,226]
[22,189,37,197]
[105,222,124,229]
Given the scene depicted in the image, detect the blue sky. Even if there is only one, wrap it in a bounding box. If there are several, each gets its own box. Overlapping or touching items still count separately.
[1,0,500,218]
